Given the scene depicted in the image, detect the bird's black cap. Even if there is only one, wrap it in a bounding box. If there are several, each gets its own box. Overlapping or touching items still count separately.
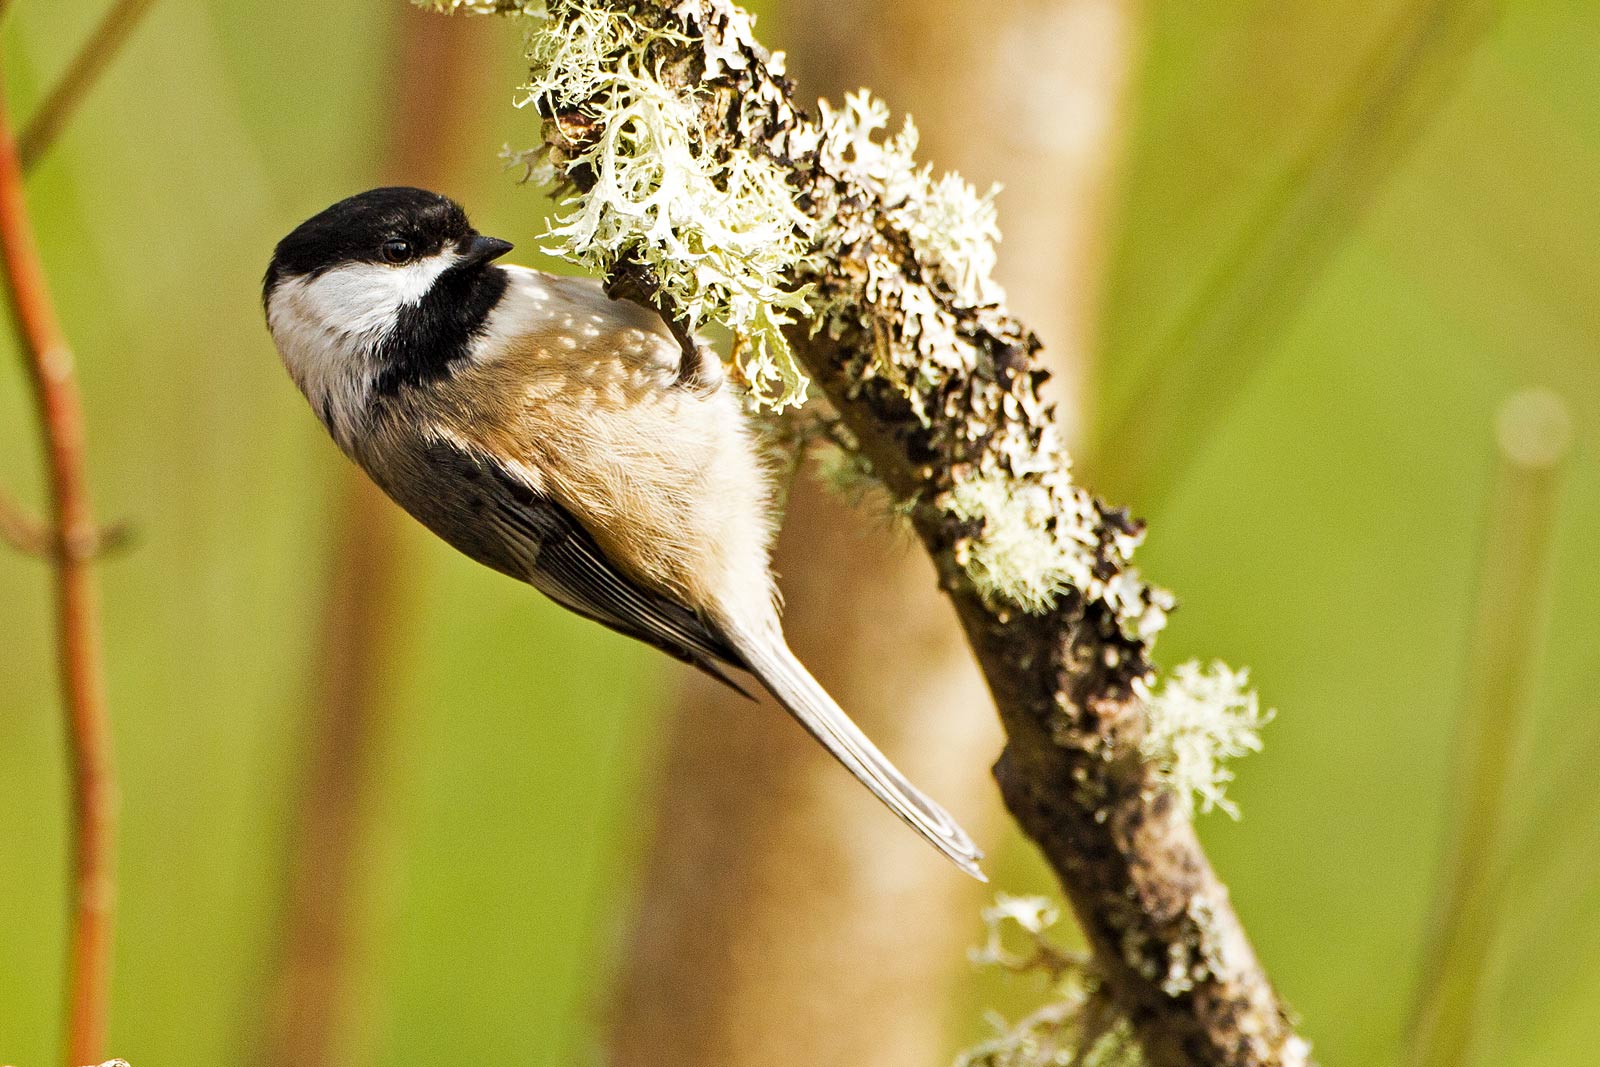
[265,187,477,293]
[264,187,515,398]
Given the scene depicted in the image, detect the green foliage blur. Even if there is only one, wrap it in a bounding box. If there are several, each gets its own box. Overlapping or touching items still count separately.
[1,2,1596,1066]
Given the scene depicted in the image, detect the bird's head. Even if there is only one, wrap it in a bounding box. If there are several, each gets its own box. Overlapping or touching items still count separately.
[263,186,514,443]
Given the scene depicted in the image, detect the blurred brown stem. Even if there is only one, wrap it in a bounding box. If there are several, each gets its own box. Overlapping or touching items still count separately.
[254,10,493,1067]
[0,81,118,1067]
[18,0,158,174]
[257,478,405,1067]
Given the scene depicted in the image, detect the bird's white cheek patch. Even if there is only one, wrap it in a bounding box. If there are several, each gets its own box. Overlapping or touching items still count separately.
[266,253,463,445]
[302,255,458,337]
[265,284,372,447]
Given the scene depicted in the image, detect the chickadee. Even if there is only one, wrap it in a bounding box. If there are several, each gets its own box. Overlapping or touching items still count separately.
[263,187,983,879]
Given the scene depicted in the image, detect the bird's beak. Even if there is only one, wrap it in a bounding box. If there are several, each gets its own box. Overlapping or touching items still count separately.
[458,234,514,268]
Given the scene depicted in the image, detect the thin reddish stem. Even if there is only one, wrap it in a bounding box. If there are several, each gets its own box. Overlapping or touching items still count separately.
[0,84,117,1067]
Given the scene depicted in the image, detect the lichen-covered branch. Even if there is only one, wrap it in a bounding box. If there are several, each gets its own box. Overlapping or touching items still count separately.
[422,2,1307,1064]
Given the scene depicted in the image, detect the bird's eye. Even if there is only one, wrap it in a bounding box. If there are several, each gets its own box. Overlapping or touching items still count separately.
[380,239,413,264]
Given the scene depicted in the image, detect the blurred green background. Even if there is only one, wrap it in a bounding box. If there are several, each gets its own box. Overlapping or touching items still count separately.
[1,2,1596,1066]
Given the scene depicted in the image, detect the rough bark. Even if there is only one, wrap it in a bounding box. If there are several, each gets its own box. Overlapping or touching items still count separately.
[607,2,1135,1064]
[541,2,1309,1064]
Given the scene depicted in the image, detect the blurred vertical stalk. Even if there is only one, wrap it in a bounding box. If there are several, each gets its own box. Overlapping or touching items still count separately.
[606,3,1136,1064]
[254,11,491,1067]
[18,0,157,173]
[255,477,407,1067]
[1405,388,1573,1067]
[0,82,117,1067]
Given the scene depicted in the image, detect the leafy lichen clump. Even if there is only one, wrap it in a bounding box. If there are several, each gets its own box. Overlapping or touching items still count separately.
[807,91,1005,414]
[959,895,1141,1067]
[1139,660,1273,818]
[419,0,543,13]
[525,3,817,408]
[943,474,1090,616]
[802,91,1176,637]
[812,91,1004,303]
[426,0,817,408]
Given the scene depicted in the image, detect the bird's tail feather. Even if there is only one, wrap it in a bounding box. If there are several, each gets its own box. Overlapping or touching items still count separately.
[726,625,986,881]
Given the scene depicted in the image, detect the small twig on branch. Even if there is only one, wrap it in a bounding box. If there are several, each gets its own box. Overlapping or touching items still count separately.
[18,0,159,174]
[0,487,48,552]
[434,1,1309,1062]
[0,490,134,558]
[0,84,118,1067]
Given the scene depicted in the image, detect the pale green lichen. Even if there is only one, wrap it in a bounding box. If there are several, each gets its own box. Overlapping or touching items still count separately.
[415,0,544,14]
[800,95,1181,628]
[1186,895,1230,994]
[813,92,1004,310]
[504,0,817,408]
[1139,661,1273,818]
[807,91,1005,415]
[940,465,1174,633]
[1157,934,1202,997]
[944,473,1092,615]
[1113,895,1224,999]
[970,895,1075,973]
[959,895,1140,1067]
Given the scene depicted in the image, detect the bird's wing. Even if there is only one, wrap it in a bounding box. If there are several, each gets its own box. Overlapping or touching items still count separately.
[421,436,752,694]
[402,435,982,877]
